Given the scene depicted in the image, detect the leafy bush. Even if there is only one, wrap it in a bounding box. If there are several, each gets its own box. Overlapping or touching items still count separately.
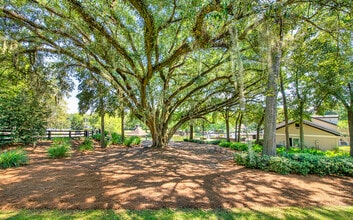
[208,139,222,145]
[267,157,292,174]
[111,132,123,145]
[234,151,353,177]
[123,136,141,147]
[219,141,231,148]
[92,133,112,147]
[92,133,102,141]
[78,138,94,151]
[253,144,263,153]
[229,142,248,151]
[0,149,28,169]
[48,138,71,158]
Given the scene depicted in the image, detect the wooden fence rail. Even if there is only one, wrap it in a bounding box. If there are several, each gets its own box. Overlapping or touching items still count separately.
[0,129,98,144]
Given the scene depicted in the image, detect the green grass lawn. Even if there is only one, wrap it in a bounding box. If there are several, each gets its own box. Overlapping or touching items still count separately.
[1,206,353,220]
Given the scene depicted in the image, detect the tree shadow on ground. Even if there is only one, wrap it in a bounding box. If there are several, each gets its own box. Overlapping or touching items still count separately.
[0,141,353,210]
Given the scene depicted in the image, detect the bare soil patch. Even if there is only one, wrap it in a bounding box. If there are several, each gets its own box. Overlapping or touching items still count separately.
[1,140,353,210]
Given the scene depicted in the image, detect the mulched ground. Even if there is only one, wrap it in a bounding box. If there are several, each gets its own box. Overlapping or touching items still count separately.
[1,140,353,210]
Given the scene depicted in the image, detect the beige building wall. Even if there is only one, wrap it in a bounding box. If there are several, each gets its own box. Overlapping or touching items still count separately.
[276,123,340,151]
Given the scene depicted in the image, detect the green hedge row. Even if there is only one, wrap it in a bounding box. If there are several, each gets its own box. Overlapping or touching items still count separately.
[183,139,222,145]
[234,152,353,176]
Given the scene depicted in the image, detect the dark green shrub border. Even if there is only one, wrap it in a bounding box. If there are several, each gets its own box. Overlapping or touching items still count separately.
[234,152,353,177]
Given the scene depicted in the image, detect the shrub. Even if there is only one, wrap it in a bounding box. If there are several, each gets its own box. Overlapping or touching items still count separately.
[124,136,141,147]
[208,139,222,145]
[0,149,28,169]
[219,141,231,148]
[48,138,71,158]
[92,133,102,141]
[229,142,248,151]
[253,144,263,153]
[267,157,291,175]
[234,152,249,166]
[234,151,353,177]
[111,132,123,145]
[92,133,112,147]
[78,138,94,151]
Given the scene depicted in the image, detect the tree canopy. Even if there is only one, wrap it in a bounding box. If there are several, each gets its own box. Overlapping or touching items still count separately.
[1,0,353,155]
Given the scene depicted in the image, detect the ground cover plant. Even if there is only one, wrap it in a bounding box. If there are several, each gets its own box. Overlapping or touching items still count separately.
[111,132,123,145]
[123,136,141,147]
[47,138,71,158]
[78,138,94,151]
[184,140,353,176]
[0,149,28,169]
[228,143,353,176]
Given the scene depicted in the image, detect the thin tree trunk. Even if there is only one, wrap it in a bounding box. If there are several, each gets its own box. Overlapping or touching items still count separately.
[237,113,243,142]
[256,112,265,144]
[100,108,105,148]
[121,107,125,143]
[189,124,194,140]
[279,69,290,150]
[234,112,240,142]
[347,107,353,157]
[299,101,305,150]
[225,108,230,142]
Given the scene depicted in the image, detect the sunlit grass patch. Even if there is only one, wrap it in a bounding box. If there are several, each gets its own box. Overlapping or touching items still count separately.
[1,206,353,220]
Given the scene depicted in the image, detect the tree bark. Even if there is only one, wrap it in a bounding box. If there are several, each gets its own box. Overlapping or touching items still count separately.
[348,107,353,157]
[234,112,240,142]
[225,108,230,142]
[237,113,243,142]
[256,112,265,144]
[189,124,194,140]
[150,130,169,148]
[279,69,290,150]
[100,107,105,148]
[299,100,305,150]
[121,107,125,143]
[262,5,283,156]
[263,42,282,155]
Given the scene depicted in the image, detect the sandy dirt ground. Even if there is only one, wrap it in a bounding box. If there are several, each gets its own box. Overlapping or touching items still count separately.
[1,140,353,210]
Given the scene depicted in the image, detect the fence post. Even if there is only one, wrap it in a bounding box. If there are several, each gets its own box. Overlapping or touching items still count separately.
[69,131,71,138]
[48,130,51,140]
[84,130,88,137]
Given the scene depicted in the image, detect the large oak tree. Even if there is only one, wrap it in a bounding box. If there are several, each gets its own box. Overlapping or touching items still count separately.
[1,0,264,148]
